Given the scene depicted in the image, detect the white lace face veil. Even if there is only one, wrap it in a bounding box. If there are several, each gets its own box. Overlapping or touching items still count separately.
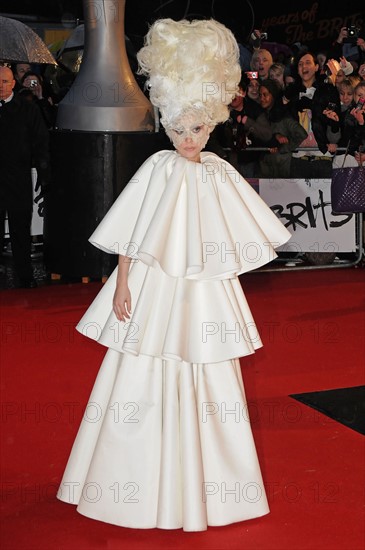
[165,111,213,152]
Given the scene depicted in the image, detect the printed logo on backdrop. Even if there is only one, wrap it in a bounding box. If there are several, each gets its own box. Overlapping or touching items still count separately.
[253,179,356,254]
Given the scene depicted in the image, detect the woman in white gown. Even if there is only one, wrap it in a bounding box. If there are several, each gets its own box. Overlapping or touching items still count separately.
[57,18,292,532]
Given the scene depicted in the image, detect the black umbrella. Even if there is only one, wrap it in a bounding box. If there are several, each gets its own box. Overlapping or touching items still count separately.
[0,16,57,64]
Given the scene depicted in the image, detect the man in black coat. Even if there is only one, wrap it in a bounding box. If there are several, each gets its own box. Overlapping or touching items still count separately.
[0,65,51,288]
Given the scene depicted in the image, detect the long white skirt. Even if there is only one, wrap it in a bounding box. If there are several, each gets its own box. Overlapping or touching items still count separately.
[57,349,269,531]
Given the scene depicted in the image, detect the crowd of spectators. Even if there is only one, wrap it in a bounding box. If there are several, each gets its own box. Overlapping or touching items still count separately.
[208,25,365,179]
[3,23,364,181]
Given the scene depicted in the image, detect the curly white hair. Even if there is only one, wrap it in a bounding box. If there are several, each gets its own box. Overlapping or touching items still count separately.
[137,18,241,129]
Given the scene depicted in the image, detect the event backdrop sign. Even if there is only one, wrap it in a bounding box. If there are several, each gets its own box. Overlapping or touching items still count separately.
[258,178,356,253]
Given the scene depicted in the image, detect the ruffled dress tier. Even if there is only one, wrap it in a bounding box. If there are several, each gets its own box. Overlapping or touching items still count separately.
[57,151,291,531]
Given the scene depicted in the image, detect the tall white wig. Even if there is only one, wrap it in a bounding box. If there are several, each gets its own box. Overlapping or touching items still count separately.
[137,18,241,129]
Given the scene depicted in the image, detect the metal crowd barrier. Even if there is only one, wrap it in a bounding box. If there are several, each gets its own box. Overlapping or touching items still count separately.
[229,146,364,272]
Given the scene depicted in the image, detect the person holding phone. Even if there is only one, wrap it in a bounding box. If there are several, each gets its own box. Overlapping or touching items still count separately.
[327,26,365,70]
[20,71,57,129]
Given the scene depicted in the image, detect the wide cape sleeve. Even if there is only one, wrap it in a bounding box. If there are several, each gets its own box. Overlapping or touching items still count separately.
[88,150,292,279]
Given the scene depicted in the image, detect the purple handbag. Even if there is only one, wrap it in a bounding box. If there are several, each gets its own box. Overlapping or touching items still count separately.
[331,151,365,214]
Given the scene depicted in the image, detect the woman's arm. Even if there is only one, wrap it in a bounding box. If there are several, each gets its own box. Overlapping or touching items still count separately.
[113,255,132,322]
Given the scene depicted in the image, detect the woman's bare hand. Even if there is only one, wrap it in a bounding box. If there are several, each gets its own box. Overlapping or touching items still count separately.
[113,283,132,322]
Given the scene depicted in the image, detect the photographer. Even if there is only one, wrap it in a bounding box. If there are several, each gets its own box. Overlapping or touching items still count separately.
[19,71,57,129]
[327,26,365,71]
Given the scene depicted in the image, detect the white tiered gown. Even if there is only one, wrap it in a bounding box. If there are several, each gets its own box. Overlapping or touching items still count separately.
[57,151,291,531]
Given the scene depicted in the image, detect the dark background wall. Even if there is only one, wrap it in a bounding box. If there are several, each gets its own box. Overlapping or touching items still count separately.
[1,1,364,54]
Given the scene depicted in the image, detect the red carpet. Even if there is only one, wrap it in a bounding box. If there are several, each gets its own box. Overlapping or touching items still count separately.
[1,267,364,550]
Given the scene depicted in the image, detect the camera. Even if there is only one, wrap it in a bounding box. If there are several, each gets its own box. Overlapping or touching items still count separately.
[344,25,359,43]
[29,79,38,88]
[347,25,358,37]
[246,71,258,79]
[326,102,337,111]
[260,32,268,40]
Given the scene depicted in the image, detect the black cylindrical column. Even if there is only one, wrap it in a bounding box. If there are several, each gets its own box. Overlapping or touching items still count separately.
[44,130,171,278]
